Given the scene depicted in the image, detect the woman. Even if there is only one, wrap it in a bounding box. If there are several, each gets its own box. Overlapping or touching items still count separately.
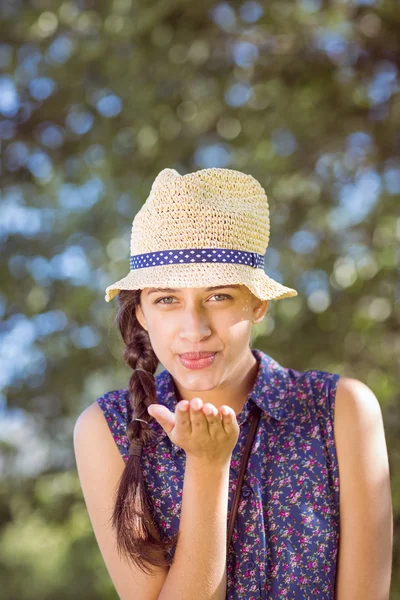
[74,167,393,600]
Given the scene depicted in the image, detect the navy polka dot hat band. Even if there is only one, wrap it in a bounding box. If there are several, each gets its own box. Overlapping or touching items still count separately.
[105,168,298,303]
[130,248,265,270]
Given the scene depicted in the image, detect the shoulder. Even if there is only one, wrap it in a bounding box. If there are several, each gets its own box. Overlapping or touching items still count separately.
[334,376,383,432]
[73,397,132,467]
[75,390,132,463]
[73,400,115,444]
[73,400,125,469]
[333,375,386,465]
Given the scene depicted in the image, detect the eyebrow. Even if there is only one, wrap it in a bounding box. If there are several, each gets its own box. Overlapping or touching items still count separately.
[147,285,242,296]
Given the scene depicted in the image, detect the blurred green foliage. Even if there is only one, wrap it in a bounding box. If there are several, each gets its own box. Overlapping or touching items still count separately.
[1,0,399,598]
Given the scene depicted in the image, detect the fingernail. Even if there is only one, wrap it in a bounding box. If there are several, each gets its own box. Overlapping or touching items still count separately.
[191,398,202,410]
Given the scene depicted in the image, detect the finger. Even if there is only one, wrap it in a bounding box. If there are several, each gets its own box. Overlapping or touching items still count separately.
[219,405,236,435]
[175,400,191,434]
[189,397,209,435]
[147,404,175,434]
[202,403,221,434]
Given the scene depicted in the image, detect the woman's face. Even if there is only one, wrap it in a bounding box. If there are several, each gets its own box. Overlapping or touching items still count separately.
[135,284,268,396]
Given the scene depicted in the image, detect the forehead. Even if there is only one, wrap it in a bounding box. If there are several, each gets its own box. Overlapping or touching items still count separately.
[145,284,245,296]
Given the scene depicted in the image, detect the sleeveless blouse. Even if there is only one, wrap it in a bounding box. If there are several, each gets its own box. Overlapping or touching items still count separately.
[96,348,340,599]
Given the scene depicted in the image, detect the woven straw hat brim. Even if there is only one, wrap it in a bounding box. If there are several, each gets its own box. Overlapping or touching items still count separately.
[105,262,297,303]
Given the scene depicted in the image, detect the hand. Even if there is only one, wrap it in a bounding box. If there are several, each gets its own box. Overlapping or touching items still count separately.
[147,398,240,466]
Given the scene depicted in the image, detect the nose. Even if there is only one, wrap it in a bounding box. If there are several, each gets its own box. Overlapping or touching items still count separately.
[178,305,212,342]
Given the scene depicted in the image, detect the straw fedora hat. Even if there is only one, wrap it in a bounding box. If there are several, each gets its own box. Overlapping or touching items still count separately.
[104,167,298,303]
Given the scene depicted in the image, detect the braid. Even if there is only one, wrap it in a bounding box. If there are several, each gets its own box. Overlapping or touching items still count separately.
[110,289,179,574]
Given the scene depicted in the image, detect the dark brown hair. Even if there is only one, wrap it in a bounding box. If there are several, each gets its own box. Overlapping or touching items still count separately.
[110,289,179,576]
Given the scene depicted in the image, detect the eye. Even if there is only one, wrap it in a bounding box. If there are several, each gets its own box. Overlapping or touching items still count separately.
[154,294,232,305]
[212,294,232,301]
[154,296,175,305]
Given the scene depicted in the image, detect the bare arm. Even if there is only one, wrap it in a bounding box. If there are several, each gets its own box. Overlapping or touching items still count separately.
[334,377,393,599]
[159,456,230,600]
[73,402,170,600]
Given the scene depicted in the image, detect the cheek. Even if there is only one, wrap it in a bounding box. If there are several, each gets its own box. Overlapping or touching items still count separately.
[147,317,174,340]
[222,314,253,336]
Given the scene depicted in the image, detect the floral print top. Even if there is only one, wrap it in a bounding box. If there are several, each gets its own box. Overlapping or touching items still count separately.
[96,348,340,599]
